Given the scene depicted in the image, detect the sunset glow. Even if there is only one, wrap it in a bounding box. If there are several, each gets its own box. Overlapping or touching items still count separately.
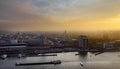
[0,0,120,31]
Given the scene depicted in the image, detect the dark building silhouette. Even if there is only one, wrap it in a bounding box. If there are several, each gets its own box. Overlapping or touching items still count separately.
[78,35,88,49]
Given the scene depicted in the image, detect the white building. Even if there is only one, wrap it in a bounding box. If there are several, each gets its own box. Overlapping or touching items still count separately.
[10,39,18,44]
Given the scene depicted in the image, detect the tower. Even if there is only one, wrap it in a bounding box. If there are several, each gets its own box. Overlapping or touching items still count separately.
[39,35,45,46]
[78,35,88,49]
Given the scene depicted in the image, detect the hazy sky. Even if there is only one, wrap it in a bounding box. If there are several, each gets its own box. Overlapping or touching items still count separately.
[0,0,120,31]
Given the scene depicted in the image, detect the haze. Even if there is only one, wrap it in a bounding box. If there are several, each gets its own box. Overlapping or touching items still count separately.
[0,0,120,31]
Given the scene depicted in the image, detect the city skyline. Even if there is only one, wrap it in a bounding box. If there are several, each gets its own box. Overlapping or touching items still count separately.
[0,0,120,31]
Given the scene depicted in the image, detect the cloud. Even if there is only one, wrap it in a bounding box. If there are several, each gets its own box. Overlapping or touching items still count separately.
[0,0,120,31]
[0,0,60,31]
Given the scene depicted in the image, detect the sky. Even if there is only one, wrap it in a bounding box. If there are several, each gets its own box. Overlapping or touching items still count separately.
[0,0,120,31]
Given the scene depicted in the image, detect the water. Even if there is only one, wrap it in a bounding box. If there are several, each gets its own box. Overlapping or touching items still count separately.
[0,52,120,69]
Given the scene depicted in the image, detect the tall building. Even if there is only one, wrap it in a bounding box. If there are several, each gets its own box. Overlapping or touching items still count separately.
[39,35,45,46]
[78,35,88,48]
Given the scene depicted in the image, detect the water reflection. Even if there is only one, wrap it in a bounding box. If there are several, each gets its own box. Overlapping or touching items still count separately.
[0,52,120,69]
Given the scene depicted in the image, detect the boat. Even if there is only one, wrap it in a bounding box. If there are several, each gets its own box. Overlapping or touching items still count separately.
[51,60,61,64]
[15,60,62,66]
[1,54,7,60]
[38,53,57,56]
[80,62,83,67]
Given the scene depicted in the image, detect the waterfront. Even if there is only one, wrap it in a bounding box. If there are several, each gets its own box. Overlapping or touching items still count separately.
[0,52,120,69]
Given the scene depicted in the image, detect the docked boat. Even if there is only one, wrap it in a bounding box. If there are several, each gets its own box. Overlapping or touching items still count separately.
[38,53,57,56]
[15,60,62,66]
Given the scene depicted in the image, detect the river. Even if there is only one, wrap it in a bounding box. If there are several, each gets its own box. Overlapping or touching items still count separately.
[0,52,120,69]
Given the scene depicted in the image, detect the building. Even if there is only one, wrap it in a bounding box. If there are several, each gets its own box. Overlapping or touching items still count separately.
[26,35,46,46]
[0,43,27,54]
[78,35,88,48]
[92,42,104,49]
[39,35,45,46]
[103,42,114,49]
[10,39,18,44]
[114,40,120,47]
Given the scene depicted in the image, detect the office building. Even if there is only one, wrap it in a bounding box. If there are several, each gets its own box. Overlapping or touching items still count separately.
[78,35,88,48]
